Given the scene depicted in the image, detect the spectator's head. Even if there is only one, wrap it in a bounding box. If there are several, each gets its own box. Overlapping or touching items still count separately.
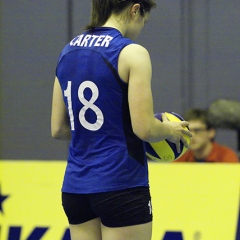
[184,108,216,151]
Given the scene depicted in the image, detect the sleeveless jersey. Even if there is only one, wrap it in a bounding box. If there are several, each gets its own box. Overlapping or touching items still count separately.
[56,27,149,194]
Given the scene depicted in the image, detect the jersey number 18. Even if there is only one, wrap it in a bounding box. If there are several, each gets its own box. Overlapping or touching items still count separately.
[64,80,104,131]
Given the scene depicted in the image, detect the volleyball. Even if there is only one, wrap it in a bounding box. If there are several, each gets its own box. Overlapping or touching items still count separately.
[145,112,190,162]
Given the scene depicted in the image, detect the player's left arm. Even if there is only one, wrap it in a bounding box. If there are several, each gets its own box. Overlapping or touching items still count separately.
[51,77,71,140]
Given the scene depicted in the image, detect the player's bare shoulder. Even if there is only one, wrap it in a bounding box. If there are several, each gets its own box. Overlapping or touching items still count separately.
[119,44,151,68]
[118,44,151,82]
[121,44,150,60]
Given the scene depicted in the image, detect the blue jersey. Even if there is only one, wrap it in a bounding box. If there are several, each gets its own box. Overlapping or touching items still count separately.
[56,27,149,194]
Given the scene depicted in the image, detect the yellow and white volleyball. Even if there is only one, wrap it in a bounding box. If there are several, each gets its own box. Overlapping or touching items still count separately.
[145,112,190,162]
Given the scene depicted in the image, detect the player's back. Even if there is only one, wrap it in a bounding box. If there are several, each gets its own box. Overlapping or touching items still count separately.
[56,27,148,193]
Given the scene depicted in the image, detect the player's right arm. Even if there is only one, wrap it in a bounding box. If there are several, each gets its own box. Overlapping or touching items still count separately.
[51,77,71,140]
[118,44,192,151]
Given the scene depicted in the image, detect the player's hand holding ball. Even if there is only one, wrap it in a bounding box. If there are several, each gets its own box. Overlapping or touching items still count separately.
[162,112,191,152]
[145,112,192,162]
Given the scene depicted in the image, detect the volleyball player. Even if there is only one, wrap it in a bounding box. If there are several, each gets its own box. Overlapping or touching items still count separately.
[51,1,192,239]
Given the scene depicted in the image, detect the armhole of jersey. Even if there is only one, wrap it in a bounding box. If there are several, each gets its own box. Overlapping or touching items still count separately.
[102,56,146,165]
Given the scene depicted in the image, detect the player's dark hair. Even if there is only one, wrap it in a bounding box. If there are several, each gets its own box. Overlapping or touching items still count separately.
[184,108,213,129]
[85,0,157,30]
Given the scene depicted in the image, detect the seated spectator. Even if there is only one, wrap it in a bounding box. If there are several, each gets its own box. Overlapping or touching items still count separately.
[175,108,239,163]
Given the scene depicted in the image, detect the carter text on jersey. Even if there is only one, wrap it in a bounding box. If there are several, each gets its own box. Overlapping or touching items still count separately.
[70,34,113,48]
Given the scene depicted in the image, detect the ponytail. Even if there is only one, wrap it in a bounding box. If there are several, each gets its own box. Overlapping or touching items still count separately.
[85,0,111,31]
[85,0,156,31]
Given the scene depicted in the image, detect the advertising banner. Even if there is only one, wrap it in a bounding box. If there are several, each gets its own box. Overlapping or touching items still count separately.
[0,161,239,240]
[149,163,240,240]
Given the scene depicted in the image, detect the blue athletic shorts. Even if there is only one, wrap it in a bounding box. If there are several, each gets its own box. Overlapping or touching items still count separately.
[62,187,152,227]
